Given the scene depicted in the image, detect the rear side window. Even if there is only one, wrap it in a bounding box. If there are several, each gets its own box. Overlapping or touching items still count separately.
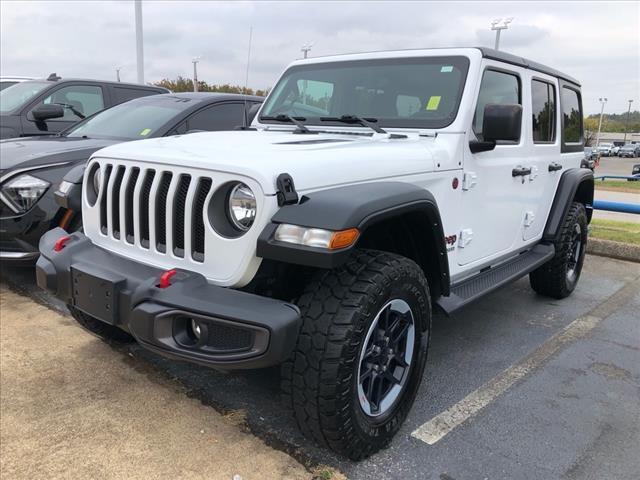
[473,69,521,139]
[531,79,556,143]
[561,87,582,144]
[112,86,158,105]
[186,103,245,131]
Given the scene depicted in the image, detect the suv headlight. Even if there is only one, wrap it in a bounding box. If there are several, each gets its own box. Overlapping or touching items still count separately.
[227,182,256,231]
[0,174,50,214]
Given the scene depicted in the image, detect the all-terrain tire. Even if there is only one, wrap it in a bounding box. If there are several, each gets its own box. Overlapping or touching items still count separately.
[281,249,431,460]
[529,202,588,299]
[67,304,135,343]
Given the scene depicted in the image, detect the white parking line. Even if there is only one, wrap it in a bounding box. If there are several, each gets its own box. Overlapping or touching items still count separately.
[412,279,639,445]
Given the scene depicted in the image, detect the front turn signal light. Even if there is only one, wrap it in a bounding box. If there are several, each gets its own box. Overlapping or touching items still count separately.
[274,224,359,250]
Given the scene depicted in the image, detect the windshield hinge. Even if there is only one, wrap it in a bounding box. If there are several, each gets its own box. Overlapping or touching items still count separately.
[276,173,299,206]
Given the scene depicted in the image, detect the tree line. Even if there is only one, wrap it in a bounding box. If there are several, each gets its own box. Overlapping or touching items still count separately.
[585,110,640,134]
[154,76,269,97]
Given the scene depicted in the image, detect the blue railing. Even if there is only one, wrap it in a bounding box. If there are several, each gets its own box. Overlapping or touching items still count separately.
[593,175,640,215]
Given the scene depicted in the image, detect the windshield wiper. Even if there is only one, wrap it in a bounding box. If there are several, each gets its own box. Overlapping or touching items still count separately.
[260,114,314,134]
[320,115,386,134]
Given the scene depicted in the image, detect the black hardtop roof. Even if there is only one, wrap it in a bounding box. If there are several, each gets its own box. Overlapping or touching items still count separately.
[477,47,580,86]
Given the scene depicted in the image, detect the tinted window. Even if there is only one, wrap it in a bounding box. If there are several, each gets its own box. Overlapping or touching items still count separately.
[186,103,244,131]
[112,86,157,104]
[562,87,582,143]
[261,56,470,129]
[0,81,18,91]
[531,80,556,143]
[40,85,104,121]
[0,81,50,113]
[66,96,194,140]
[473,70,521,139]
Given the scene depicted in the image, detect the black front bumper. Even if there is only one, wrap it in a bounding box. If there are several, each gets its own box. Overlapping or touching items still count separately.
[37,228,301,370]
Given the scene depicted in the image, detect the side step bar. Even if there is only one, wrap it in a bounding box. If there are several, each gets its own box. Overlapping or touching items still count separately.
[437,243,555,315]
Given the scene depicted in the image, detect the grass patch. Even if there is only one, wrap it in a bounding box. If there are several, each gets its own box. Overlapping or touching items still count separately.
[590,218,640,245]
[594,179,640,193]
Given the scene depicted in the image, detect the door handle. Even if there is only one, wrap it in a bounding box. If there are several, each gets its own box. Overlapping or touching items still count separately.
[548,162,563,172]
[512,166,532,177]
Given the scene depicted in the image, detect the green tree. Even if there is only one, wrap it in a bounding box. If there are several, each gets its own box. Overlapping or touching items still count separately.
[154,76,269,97]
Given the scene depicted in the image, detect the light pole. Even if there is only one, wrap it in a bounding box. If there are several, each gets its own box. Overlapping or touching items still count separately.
[490,17,513,50]
[596,97,607,147]
[623,99,634,144]
[301,43,313,59]
[192,56,202,92]
[115,66,122,82]
[134,0,144,84]
[245,26,253,90]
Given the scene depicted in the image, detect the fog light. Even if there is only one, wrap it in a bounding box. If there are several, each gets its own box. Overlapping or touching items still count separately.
[190,319,202,339]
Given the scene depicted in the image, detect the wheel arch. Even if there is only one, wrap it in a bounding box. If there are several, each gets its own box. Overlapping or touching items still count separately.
[543,168,594,242]
[256,182,450,298]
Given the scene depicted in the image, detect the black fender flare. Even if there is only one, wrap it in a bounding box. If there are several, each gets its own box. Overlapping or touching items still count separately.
[257,181,450,295]
[543,167,594,242]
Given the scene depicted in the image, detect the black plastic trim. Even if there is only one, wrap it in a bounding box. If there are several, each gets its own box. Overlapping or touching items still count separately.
[543,168,594,242]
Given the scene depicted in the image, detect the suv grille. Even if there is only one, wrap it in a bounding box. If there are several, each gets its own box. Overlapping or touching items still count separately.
[95,163,213,263]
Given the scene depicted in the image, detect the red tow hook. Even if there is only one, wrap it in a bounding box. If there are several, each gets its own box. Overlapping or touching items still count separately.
[159,269,177,289]
[54,235,71,252]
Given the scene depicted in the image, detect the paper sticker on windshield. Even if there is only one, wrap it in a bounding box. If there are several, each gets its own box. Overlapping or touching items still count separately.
[426,96,441,111]
[140,128,151,136]
[440,66,454,73]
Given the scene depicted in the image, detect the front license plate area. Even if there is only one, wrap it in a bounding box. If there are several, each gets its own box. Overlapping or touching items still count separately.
[71,265,125,325]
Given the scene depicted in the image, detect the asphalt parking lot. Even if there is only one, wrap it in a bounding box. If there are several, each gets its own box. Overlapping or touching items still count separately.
[1,254,639,480]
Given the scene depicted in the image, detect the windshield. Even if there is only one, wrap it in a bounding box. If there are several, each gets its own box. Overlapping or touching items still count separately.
[65,96,193,140]
[260,56,469,130]
[0,81,50,113]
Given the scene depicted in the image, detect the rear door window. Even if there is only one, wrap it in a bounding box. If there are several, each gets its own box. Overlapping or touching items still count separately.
[531,79,556,143]
[561,87,582,144]
[111,86,158,105]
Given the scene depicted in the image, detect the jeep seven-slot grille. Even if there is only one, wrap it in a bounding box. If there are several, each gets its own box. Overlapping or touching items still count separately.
[96,163,214,262]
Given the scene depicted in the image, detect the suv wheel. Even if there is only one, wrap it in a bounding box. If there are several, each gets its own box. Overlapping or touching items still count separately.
[67,305,135,343]
[281,250,431,460]
[529,202,588,299]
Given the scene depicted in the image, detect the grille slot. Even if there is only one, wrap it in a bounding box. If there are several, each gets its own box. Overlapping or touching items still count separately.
[111,166,126,239]
[99,165,113,234]
[124,167,140,243]
[172,175,191,257]
[192,178,212,262]
[155,172,173,253]
[139,170,156,248]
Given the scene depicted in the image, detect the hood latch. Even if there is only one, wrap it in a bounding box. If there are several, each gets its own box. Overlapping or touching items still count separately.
[276,173,299,206]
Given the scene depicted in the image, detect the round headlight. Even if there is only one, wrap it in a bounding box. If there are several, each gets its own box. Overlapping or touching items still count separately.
[92,167,102,196]
[227,183,256,231]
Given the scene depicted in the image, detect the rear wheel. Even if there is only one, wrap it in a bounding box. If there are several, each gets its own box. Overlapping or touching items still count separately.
[281,250,431,460]
[530,202,588,299]
[67,305,134,343]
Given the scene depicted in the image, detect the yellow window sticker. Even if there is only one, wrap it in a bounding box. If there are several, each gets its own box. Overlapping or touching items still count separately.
[140,128,151,136]
[426,96,441,111]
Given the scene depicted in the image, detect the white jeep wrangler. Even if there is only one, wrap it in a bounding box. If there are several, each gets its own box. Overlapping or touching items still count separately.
[37,47,593,459]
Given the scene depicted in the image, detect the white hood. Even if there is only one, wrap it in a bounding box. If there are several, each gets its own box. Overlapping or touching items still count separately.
[92,130,441,194]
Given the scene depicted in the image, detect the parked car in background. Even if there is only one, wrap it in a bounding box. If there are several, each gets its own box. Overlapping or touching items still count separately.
[630,163,640,181]
[618,143,639,158]
[610,145,621,155]
[0,74,169,139]
[0,93,263,263]
[582,146,599,170]
[596,143,614,156]
[0,76,34,91]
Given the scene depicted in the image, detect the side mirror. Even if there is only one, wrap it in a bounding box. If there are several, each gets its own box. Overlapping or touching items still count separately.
[247,103,261,124]
[32,104,64,121]
[469,103,522,153]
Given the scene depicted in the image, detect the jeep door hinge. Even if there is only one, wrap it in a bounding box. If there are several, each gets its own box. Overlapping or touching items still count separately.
[276,173,299,206]
[462,172,477,191]
[458,228,473,248]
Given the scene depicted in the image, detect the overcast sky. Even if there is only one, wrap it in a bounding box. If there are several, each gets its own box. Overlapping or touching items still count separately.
[1,1,638,114]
